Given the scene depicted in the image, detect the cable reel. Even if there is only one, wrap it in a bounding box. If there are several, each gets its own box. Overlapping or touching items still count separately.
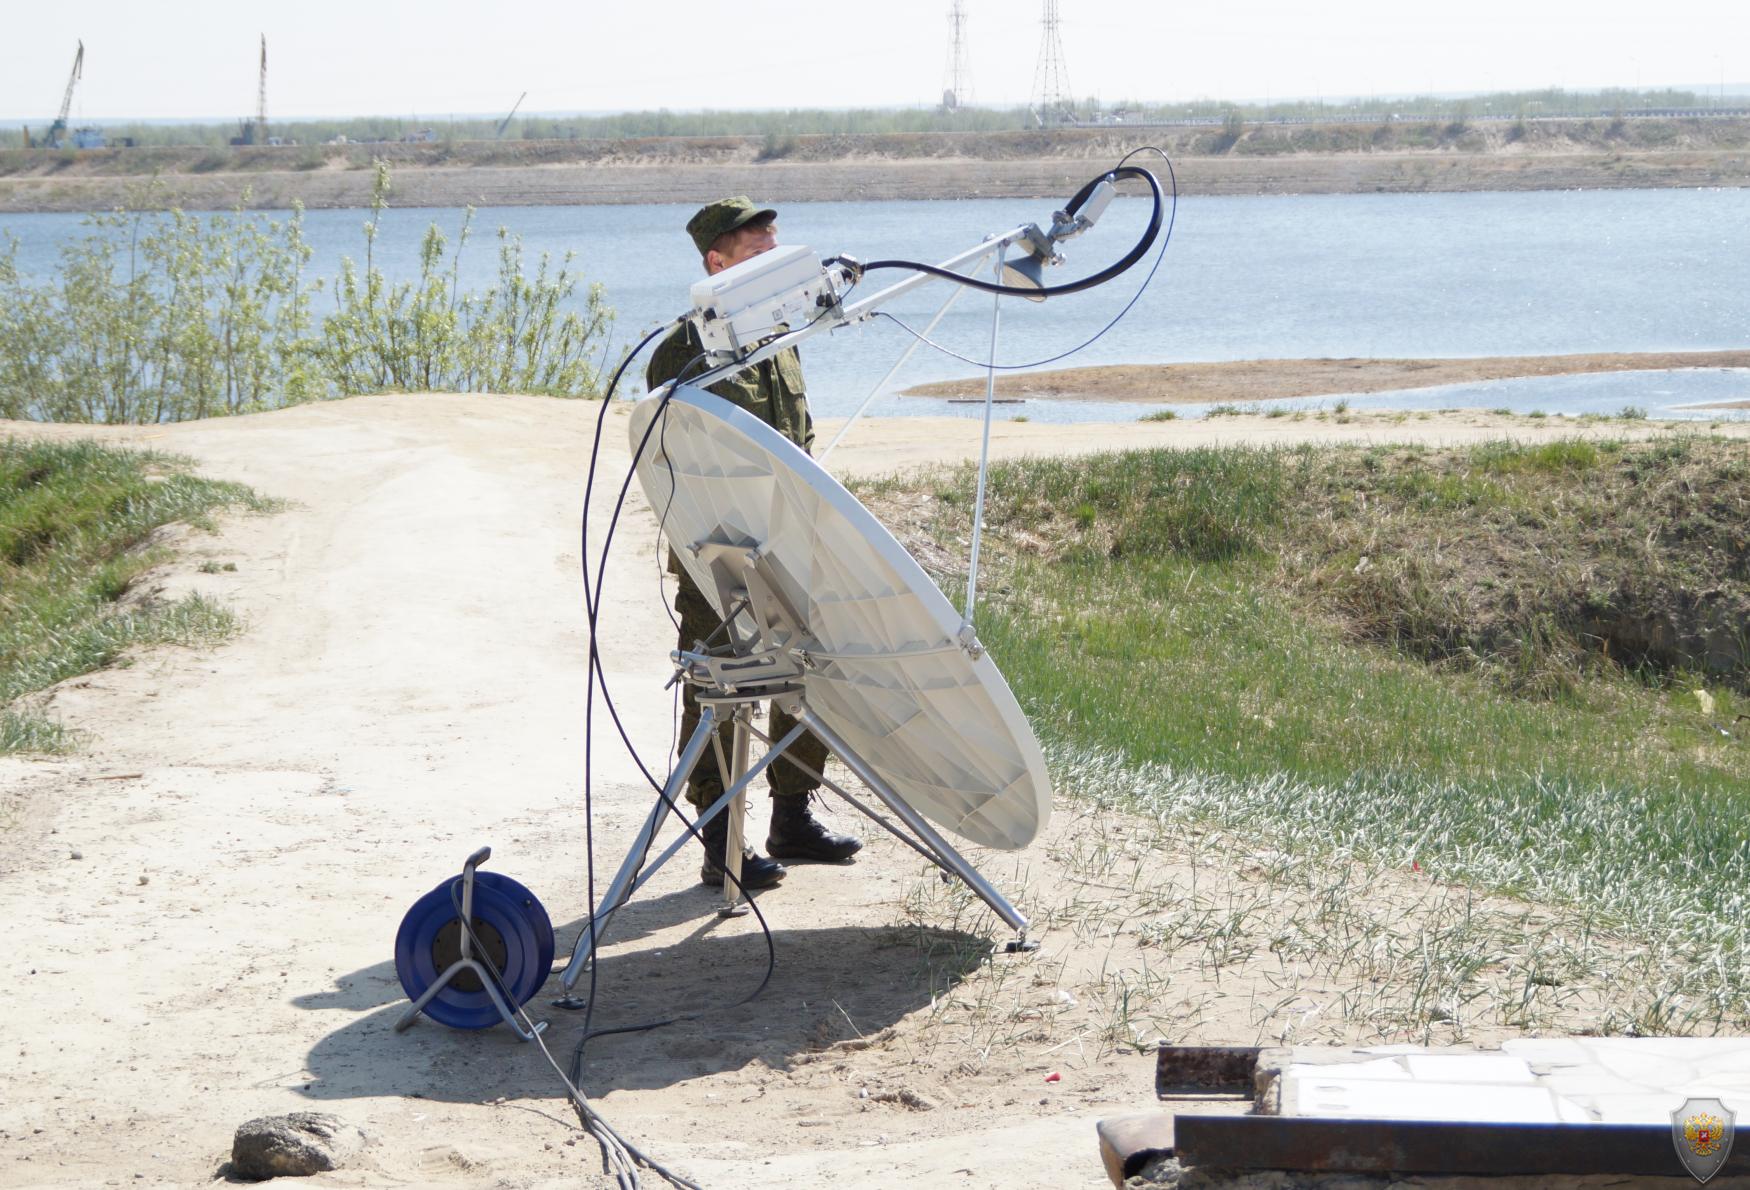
[393,847,554,1036]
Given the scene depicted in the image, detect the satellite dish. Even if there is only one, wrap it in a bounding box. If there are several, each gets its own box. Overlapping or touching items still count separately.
[632,386,1052,851]
[555,384,1049,994]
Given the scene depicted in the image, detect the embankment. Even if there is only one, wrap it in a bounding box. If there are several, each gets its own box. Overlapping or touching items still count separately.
[2,119,1747,212]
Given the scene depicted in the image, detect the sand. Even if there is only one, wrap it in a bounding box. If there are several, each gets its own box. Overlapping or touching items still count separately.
[3,396,1747,1189]
[902,351,1750,405]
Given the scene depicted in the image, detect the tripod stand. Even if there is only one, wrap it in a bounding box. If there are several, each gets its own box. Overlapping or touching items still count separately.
[556,540,1034,1001]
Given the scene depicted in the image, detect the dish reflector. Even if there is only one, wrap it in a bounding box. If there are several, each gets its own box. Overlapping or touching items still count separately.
[630,387,1051,850]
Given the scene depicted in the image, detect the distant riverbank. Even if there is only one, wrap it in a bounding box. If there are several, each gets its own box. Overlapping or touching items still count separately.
[903,351,1750,406]
[2,119,1747,212]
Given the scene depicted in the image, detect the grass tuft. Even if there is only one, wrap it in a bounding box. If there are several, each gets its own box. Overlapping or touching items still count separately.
[0,708,72,753]
[0,437,270,753]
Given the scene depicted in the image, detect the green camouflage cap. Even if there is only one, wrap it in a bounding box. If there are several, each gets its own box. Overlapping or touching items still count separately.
[687,196,777,257]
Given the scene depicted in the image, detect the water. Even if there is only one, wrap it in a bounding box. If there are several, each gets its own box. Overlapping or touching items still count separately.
[4,188,1748,421]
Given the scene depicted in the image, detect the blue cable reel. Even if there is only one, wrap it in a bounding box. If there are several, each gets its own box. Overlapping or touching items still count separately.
[394,852,555,1034]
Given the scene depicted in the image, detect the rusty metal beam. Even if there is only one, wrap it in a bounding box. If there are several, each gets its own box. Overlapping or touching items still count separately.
[1173,1115,1750,1177]
[1154,1046,1261,1096]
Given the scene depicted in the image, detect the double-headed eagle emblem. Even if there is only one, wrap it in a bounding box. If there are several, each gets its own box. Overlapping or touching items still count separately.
[1672,1098,1736,1184]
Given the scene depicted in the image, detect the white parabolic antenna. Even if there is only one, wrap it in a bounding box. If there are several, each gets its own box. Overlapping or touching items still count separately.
[630,386,1052,851]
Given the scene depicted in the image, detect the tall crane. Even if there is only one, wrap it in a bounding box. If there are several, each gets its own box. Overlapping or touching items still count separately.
[231,36,270,146]
[256,35,268,145]
[29,40,85,149]
[495,92,527,139]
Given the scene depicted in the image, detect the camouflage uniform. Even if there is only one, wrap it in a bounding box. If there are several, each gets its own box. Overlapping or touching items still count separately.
[646,285,828,815]
[645,324,814,452]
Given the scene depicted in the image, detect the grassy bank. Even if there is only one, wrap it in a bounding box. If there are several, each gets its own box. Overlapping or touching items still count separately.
[0,437,274,752]
[868,434,1750,1034]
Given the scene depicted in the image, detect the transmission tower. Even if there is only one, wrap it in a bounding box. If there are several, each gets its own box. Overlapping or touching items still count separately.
[941,1,971,111]
[1031,0,1073,125]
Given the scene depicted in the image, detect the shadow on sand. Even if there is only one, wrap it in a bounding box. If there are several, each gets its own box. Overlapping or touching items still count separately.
[294,882,989,1104]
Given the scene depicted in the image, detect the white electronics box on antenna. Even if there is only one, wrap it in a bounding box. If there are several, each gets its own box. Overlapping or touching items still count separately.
[688,245,850,358]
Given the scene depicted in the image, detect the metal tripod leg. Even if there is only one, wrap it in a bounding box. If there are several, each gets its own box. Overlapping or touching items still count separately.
[557,705,720,993]
[721,707,753,914]
[795,705,1031,944]
[556,711,808,996]
[616,719,803,914]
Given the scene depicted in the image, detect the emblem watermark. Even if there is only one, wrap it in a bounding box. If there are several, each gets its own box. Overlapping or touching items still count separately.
[1672,1097,1736,1184]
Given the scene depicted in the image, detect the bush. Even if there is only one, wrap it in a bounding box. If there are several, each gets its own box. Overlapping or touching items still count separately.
[756,132,801,161]
[0,162,615,424]
[1209,107,1245,152]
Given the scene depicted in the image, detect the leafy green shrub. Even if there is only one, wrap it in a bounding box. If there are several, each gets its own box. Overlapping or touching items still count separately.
[757,132,801,161]
[0,162,614,424]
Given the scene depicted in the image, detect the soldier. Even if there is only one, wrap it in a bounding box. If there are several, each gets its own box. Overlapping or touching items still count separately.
[646,196,862,890]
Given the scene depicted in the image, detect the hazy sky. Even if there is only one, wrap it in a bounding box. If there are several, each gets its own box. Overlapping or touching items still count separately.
[4,0,1744,122]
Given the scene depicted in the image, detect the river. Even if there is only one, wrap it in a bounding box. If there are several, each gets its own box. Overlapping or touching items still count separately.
[4,188,1748,421]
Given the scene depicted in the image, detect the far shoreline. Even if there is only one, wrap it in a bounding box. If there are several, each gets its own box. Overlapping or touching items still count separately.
[901,351,1750,406]
[3,118,1748,213]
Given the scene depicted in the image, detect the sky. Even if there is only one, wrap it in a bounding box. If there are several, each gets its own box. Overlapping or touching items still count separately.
[2,0,1745,123]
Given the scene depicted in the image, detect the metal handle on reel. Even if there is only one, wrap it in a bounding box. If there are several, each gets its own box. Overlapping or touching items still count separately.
[394,846,549,1042]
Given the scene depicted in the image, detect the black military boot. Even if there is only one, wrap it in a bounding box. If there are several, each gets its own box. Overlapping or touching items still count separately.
[698,809,787,889]
[766,793,863,863]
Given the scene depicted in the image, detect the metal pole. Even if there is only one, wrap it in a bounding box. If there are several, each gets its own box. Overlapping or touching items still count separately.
[559,704,720,991]
[722,707,752,908]
[623,720,806,906]
[795,706,1029,938]
[839,231,1025,322]
[561,719,809,1001]
[673,230,1027,396]
[817,283,970,463]
[963,240,1007,625]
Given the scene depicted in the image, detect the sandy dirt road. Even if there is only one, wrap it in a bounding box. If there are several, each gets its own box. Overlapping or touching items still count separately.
[4,396,1743,1189]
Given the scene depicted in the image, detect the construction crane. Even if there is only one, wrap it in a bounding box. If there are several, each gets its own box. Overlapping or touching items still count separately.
[231,36,270,145]
[26,40,84,149]
[495,92,527,139]
[256,34,268,145]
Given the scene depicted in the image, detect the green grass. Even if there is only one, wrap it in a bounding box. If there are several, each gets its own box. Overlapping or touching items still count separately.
[0,436,274,752]
[862,434,1750,1031]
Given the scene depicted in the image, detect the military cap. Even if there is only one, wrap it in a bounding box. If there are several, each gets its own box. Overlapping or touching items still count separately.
[687,196,778,258]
